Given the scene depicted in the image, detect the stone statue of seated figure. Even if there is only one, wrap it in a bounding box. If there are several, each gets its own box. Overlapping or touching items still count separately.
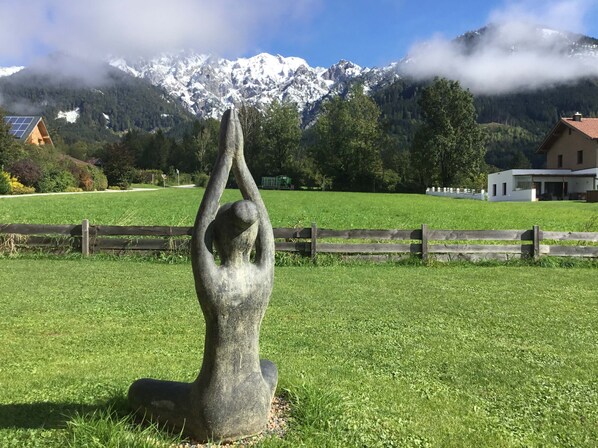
[128,109,278,443]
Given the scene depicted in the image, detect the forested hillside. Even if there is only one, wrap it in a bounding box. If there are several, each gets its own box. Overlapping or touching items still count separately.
[373,76,598,170]
[0,64,194,144]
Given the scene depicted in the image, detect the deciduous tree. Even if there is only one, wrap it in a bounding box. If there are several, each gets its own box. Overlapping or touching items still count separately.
[313,85,384,191]
[262,100,301,176]
[410,78,486,188]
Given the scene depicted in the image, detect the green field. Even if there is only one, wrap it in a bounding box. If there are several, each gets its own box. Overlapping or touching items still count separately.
[1,188,598,231]
[1,190,598,446]
[1,258,597,447]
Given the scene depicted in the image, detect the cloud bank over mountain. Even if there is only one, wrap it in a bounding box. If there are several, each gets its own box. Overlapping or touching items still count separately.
[0,0,317,63]
[402,0,598,94]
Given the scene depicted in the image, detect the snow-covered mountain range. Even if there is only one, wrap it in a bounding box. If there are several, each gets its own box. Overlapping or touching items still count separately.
[0,66,24,77]
[109,52,398,119]
[3,24,598,120]
[98,25,598,117]
[0,52,398,122]
[454,25,598,56]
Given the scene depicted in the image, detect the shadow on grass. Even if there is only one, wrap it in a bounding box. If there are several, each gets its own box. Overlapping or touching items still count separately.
[0,394,129,429]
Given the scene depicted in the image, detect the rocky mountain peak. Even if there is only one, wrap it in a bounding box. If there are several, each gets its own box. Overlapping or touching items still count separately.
[105,52,396,119]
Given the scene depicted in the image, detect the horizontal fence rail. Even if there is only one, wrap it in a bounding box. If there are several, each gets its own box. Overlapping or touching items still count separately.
[1,221,598,261]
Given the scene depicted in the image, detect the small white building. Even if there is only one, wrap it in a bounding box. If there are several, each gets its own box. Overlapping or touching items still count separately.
[488,169,598,202]
[488,113,598,202]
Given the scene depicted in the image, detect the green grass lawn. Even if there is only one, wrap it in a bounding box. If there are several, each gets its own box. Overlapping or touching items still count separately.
[1,258,597,447]
[1,188,598,231]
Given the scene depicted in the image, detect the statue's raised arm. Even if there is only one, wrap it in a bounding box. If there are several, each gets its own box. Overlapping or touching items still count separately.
[231,118,275,270]
[190,109,239,288]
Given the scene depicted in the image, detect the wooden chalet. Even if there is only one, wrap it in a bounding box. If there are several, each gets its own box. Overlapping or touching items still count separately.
[3,116,54,147]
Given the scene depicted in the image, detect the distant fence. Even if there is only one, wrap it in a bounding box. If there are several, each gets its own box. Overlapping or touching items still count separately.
[2,221,598,261]
[426,187,487,201]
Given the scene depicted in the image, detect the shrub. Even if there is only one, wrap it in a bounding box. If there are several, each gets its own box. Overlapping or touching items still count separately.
[90,167,108,191]
[78,169,94,191]
[378,170,401,193]
[166,168,193,186]
[67,163,105,192]
[177,172,193,185]
[11,183,35,194]
[0,171,12,194]
[134,169,163,185]
[7,159,42,187]
[193,172,209,187]
[37,169,77,193]
[9,175,35,194]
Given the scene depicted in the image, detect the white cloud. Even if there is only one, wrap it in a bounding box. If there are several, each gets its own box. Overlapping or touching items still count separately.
[489,0,590,33]
[402,0,598,94]
[0,0,317,62]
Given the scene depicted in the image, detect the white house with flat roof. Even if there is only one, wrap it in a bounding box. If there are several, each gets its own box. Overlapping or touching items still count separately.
[488,168,598,202]
[488,113,598,202]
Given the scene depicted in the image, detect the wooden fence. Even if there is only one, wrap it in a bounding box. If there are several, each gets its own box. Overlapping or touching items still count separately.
[1,221,598,261]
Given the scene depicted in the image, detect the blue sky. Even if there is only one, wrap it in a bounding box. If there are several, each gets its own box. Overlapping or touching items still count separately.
[0,0,597,69]
[265,0,505,67]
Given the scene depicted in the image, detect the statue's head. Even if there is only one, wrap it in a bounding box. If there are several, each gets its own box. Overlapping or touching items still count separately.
[213,200,259,265]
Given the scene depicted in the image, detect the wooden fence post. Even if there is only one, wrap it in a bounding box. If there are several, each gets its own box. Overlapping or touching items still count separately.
[421,224,429,262]
[533,225,541,260]
[310,222,318,262]
[81,219,90,257]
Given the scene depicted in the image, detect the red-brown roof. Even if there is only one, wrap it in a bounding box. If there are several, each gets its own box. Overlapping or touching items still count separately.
[537,117,598,153]
[563,117,598,139]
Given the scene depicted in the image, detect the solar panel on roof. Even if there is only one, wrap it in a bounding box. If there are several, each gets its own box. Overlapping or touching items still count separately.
[4,116,38,140]
[5,116,34,123]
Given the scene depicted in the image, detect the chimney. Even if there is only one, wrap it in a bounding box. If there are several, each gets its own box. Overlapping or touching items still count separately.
[573,112,583,122]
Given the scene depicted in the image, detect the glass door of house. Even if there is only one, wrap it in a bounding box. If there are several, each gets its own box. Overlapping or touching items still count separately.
[544,181,568,200]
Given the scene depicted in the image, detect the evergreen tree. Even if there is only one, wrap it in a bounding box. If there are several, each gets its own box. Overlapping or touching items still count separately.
[313,84,384,191]
[140,130,171,171]
[238,105,265,181]
[0,108,21,169]
[410,78,486,188]
[101,141,135,188]
[194,119,219,174]
[122,130,150,167]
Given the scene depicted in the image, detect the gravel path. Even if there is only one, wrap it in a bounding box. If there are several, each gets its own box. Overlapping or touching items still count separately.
[0,187,160,199]
[173,396,290,447]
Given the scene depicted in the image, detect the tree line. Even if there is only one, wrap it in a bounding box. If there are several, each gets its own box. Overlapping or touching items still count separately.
[97,79,486,192]
[2,78,488,193]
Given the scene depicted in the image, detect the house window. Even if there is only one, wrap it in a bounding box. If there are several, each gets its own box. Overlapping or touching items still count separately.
[557,154,563,168]
[502,182,507,196]
[577,150,584,164]
[516,180,533,190]
[492,184,497,196]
